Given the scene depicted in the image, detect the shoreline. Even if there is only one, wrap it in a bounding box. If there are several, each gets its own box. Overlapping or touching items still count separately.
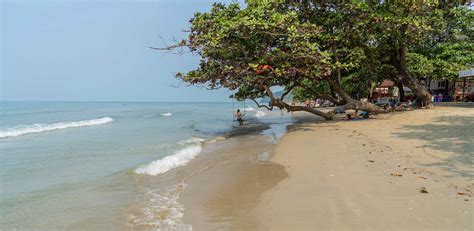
[176,111,325,229]
[179,106,473,230]
[125,111,292,230]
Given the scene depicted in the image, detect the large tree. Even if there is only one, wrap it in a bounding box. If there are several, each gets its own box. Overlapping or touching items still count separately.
[156,1,386,120]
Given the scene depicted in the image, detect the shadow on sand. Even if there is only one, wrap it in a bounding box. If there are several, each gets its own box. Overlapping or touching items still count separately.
[393,115,473,178]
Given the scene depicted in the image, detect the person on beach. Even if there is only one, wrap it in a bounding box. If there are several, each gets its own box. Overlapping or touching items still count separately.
[347,110,369,120]
[360,111,369,119]
[348,110,360,120]
[335,106,345,114]
[234,109,245,126]
[346,113,353,120]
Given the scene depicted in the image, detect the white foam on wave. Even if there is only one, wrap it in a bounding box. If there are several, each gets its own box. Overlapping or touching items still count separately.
[0,117,113,138]
[127,183,191,230]
[255,111,266,118]
[161,112,172,117]
[244,106,256,112]
[135,145,202,176]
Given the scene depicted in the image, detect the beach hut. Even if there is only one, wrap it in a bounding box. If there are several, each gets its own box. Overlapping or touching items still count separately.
[373,80,394,97]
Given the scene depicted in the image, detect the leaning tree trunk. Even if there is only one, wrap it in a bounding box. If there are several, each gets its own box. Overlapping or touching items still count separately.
[402,76,432,107]
[327,79,387,114]
[397,45,433,108]
[273,100,335,120]
[261,85,335,120]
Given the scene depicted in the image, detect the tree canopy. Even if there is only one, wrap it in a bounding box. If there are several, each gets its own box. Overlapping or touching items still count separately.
[155,1,473,120]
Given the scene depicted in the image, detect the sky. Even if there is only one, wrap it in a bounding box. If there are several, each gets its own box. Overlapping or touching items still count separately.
[1,0,240,102]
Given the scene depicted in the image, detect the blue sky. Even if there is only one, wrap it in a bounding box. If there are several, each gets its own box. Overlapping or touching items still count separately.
[1,0,239,102]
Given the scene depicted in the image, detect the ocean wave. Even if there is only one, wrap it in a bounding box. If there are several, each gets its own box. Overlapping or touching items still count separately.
[0,117,113,138]
[255,111,266,118]
[135,145,202,176]
[161,112,172,117]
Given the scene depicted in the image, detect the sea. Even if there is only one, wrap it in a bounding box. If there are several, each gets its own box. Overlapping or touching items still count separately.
[0,101,294,230]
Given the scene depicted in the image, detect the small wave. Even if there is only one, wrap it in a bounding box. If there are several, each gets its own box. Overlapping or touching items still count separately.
[0,117,113,138]
[178,137,205,145]
[244,106,255,112]
[161,112,172,117]
[255,111,266,118]
[135,145,202,176]
[205,136,226,144]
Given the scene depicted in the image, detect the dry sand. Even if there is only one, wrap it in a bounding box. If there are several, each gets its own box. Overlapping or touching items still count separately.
[181,106,473,230]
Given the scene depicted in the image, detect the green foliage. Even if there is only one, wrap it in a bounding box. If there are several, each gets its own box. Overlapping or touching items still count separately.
[292,80,331,102]
[162,1,473,103]
[178,1,335,101]
[366,1,473,80]
[406,52,434,79]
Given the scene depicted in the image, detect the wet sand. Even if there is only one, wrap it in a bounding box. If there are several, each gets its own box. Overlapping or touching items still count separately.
[180,106,473,230]
[179,134,287,230]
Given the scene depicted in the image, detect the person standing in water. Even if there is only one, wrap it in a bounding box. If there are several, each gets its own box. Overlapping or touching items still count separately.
[234,109,245,126]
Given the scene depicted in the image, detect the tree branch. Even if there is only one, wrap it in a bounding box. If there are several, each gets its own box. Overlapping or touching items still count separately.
[300,85,344,105]
[262,85,277,102]
[326,78,353,102]
[280,84,296,101]
[251,99,273,111]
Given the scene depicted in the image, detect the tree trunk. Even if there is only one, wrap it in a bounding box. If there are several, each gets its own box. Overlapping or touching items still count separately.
[399,69,432,107]
[261,85,335,120]
[396,45,432,107]
[327,79,387,113]
[273,101,335,120]
[397,82,405,102]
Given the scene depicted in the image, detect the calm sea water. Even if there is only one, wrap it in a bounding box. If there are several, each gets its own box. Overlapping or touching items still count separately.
[0,101,291,229]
